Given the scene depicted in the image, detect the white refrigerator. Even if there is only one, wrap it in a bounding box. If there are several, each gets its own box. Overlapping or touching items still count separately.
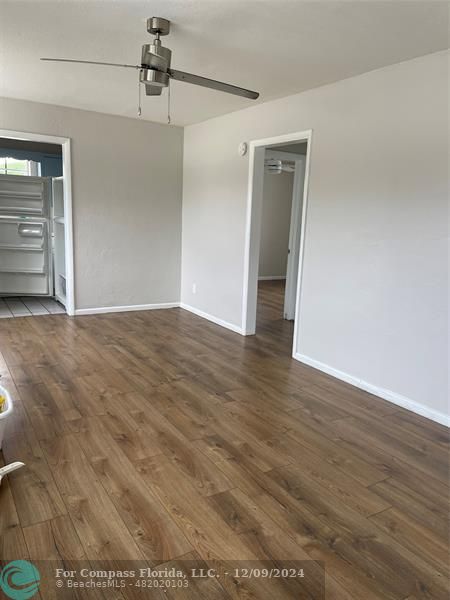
[0,174,53,297]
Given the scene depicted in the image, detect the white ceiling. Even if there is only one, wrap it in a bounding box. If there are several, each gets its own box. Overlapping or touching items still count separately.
[0,1,448,126]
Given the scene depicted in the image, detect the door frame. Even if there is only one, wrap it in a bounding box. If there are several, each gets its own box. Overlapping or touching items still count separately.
[262,148,306,320]
[0,128,75,316]
[241,129,312,357]
[284,155,306,320]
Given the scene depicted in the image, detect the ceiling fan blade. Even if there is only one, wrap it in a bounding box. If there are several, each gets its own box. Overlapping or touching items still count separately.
[168,69,259,100]
[40,58,140,69]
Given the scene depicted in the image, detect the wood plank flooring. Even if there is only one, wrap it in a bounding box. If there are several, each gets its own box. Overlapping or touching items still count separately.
[0,296,65,318]
[0,280,448,599]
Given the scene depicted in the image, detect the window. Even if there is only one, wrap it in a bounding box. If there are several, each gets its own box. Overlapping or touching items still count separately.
[0,157,41,176]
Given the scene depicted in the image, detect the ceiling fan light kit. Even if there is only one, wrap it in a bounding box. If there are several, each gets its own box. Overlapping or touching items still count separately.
[264,158,295,174]
[41,16,259,116]
[265,159,283,175]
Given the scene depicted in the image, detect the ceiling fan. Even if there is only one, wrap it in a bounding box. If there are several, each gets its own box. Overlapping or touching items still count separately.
[41,17,259,104]
[265,159,296,175]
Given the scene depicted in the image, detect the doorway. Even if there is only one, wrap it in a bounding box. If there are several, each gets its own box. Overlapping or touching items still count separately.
[0,130,74,316]
[242,130,312,356]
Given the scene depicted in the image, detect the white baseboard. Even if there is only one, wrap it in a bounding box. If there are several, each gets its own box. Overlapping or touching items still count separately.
[258,276,286,281]
[75,302,180,316]
[180,302,244,335]
[294,353,449,427]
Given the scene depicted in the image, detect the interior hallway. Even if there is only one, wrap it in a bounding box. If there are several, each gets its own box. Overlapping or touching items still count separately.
[0,287,448,599]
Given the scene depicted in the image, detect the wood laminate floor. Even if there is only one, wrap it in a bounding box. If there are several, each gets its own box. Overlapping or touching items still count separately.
[0,280,448,599]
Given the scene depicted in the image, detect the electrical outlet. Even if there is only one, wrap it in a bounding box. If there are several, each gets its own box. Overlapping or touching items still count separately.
[192,283,197,294]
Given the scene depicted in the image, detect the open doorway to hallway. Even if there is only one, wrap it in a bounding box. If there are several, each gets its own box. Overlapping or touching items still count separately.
[243,131,311,357]
[258,142,307,323]
[0,131,74,317]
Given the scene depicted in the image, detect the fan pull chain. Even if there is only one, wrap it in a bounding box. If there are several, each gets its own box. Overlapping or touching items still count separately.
[137,71,142,117]
[167,84,171,125]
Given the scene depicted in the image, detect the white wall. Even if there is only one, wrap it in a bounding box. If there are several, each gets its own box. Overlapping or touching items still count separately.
[259,170,293,278]
[0,97,183,310]
[181,51,449,422]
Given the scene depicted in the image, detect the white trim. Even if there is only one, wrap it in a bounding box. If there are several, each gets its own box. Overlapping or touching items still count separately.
[0,128,75,316]
[242,129,313,341]
[258,275,286,281]
[284,156,306,320]
[180,302,244,335]
[291,136,313,355]
[0,130,69,146]
[294,353,450,427]
[75,302,179,316]
[62,139,74,316]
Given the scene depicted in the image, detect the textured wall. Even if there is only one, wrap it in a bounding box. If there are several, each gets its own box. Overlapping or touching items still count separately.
[0,97,184,309]
[181,51,448,419]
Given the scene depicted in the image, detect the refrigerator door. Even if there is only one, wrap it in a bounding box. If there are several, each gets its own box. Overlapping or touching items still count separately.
[0,174,49,216]
[51,177,66,306]
[0,175,52,296]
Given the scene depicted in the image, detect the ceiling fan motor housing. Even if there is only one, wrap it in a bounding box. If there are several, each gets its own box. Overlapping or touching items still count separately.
[140,17,172,95]
[141,42,171,71]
